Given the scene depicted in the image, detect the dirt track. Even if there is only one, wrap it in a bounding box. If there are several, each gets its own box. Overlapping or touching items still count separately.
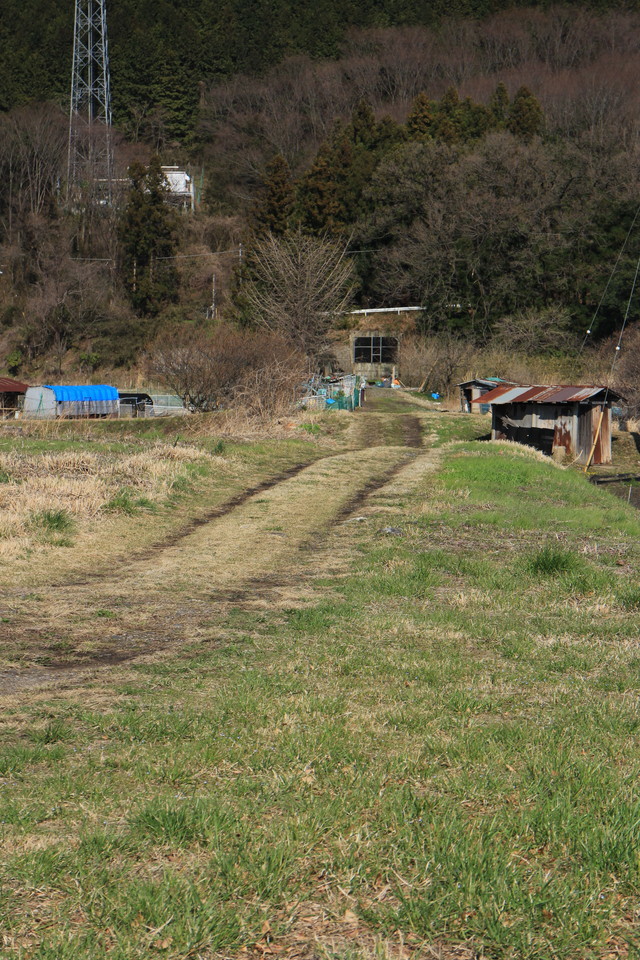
[0,394,440,694]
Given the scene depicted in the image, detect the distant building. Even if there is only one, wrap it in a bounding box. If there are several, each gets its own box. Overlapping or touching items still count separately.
[330,307,422,380]
[118,391,154,418]
[472,383,625,465]
[161,166,195,211]
[0,377,28,418]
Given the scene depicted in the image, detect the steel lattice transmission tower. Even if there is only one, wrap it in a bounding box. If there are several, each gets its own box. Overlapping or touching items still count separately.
[67,0,113,201]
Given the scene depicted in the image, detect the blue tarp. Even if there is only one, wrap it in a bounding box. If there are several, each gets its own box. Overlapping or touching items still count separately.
[44,385,119,403]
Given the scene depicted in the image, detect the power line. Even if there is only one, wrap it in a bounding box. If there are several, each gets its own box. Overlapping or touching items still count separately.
[70,247,371,264]
[577,202,640,357]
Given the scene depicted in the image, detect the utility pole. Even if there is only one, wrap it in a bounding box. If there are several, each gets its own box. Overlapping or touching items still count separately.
[67,0,113,203]
[206,272,217,319]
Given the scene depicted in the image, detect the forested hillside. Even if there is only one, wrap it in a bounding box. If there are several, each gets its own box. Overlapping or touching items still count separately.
[3,0,635,139]
[2,3,640,389]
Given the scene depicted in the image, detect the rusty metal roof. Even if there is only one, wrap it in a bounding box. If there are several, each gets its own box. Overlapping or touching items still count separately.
[0,377,28,393]
[471,384,625,405]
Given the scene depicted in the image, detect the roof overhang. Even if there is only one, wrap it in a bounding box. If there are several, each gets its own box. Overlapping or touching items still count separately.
[471,384,626,405]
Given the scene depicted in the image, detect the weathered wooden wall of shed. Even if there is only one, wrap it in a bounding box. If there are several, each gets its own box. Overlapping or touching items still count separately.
[577,404,612,465]
[492,402,556,453]
[491,406,505,440]
[552,403,578,459]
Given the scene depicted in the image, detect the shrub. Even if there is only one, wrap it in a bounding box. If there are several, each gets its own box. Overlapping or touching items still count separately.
[147,323,308,415]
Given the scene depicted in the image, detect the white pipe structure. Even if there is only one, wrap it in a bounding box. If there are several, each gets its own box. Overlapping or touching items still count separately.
[346,306,424,316]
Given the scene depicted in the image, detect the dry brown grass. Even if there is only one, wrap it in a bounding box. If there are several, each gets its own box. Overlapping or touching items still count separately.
[181,407,329,442]
[0,443,214,559]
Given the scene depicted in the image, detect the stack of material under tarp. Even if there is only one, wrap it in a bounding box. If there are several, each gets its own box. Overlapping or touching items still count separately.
[23,384,120,419]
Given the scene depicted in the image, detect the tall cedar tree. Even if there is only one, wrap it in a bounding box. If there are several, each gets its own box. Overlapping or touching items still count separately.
[433,87,463,143]
[119,156,179,315]
[407,92,434,140]
[299,101,402,236]
[252,155,295,236]
[508,86,544,141]
[490,82,510,123]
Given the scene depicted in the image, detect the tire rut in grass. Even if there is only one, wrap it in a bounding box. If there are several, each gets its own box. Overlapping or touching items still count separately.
[401,415,422,448]
[62,459,318,586]
[333,451,418,523]
[1,422,433,691]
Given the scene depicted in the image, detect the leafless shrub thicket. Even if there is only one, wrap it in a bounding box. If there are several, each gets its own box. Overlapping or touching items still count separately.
[233,353,309,419]
[147,323,307,415]
[493,307,579,355]
[400,335,474,394]
[401,335,608,398]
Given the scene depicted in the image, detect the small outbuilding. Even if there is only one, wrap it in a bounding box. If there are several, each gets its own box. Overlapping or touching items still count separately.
[458,378,514,413]
[23,384,120,419]
[472,383,625,465]
[118,391,154,417]
[0,377,28,418]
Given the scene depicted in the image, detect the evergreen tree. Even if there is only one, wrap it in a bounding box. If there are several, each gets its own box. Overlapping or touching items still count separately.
[377,115,404,147]
[459,97,494,140]
[252,155,295,236]
[299,104,402,236]
[508,86,544,141]
[407,92,434,140]
[119,156,179,315]
[489,82,510,124]
[350,99,378,147]
[297,138,346,235]
[149,52,199,144]
[433,87,463,143]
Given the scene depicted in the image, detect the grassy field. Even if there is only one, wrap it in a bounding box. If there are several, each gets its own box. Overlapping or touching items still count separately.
[2,398,640,959]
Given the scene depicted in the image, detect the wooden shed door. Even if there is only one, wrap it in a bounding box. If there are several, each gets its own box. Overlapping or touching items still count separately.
[552,407,575,458]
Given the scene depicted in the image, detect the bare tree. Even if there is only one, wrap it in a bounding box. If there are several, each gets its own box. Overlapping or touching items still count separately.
[0,104,67,241]
[493,306,579,355]
[240,230,355,361]
[401,334,473,395]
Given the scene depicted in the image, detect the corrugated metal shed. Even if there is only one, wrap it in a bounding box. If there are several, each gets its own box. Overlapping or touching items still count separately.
[458,377,516,413]
[469,383,624,465]
[0,377,28,393]
[45,385,119,402]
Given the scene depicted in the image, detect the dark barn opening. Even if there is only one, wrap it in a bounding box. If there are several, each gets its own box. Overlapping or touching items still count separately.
[353,336,398,365]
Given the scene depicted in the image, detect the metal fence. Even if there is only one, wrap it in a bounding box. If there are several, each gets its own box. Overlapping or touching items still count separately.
[118,402,189,418]
[299,375,365,412]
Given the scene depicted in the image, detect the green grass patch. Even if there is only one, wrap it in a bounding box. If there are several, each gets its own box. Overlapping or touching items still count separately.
[103,487,153,514]
[4,429,640,958]
[28,508,75,534]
